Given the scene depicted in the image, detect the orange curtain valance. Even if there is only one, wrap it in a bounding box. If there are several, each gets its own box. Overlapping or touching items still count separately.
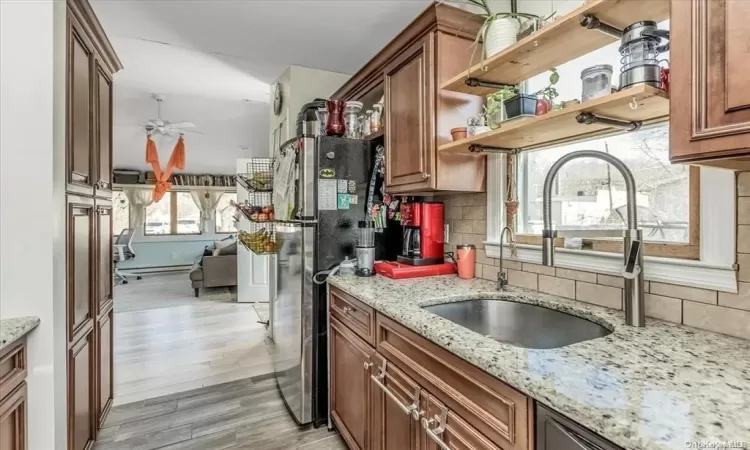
[145,136,185,201]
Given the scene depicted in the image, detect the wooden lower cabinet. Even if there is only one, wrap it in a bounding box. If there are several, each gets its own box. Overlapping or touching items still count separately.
[69,332,94,450]
[329,288,532,450]
[370,354,420,450]
[330,317,374,450]
[96,307,113,427]
[0,382,26,450]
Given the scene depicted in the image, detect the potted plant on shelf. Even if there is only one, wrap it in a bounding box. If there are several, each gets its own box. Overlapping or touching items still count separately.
[533,68,560,116]
[447,0,553,66]
[483,86,517,128]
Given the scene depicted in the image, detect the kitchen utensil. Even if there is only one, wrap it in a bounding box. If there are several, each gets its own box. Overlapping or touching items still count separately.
[456,244,476,279]
[618,21,670,90]
[399,202,444,266]
[356,221,376,277]
[581,64,613,101]
[325,100,345,136]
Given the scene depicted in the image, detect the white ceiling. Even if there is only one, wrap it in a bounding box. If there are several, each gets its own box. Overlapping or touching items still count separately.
[92,0,432,175]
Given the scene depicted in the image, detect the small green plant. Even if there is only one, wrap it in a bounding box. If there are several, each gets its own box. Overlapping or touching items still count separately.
[534,68,560,103]
[483,85,518,124]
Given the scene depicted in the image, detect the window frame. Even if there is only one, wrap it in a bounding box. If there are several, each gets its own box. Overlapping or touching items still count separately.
[144,191,202,236]
[214,192,238,234]
[111,189,131,238]
[483,131,737,293]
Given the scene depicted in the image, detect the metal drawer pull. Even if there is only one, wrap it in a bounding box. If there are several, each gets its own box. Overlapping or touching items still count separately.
[371,360,419,416]
[342,306,354,314]
[422,405,450,450]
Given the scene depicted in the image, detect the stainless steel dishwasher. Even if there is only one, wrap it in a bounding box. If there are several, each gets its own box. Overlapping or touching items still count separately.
[536,404,623,450]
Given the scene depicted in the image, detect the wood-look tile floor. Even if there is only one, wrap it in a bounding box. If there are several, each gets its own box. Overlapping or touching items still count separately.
[95,376,347,450]
[113,272,270,405]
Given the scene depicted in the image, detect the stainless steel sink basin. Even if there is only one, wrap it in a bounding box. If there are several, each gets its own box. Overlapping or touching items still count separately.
[423,299,611,349]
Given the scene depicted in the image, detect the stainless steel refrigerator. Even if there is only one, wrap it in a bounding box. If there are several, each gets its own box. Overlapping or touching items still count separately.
[270,135,374,427]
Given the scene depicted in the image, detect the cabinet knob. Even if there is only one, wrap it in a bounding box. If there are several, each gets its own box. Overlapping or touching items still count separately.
[422,173,431,180]
[363,361,373,370]
[342,306,354,315]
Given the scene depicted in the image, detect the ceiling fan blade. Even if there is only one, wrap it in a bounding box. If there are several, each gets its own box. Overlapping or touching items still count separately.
[167,121,196,129]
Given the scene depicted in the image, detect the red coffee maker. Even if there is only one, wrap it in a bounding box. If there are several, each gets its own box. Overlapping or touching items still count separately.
[397,202,444,265]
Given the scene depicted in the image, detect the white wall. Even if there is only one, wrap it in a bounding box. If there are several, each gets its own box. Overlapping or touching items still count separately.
[0,1,67,449]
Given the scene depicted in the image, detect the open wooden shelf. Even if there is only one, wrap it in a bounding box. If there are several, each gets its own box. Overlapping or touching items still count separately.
[438,85,669,154]
[441,0,670,96]
[363,130,384,141]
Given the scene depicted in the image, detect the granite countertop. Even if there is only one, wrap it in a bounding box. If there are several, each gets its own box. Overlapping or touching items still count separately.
[0,317,40,352]
[328,274,750,450]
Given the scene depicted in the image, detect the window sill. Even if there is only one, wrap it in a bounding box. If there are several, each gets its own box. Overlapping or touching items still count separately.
[485,241,738,293]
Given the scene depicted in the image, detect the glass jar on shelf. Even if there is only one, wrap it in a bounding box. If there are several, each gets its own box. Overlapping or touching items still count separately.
[371,103,383,132]
[361,112,372,137]
[344,101,363,139]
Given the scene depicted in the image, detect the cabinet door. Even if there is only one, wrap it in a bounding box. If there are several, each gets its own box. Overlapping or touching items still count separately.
[0,383,26,450]
[371,354,421,450]
[67,11,95,196]
[96,308,113,427]
[96,203,113,314]
[94,62,113,196]
[421,394,502,450]
[68,333,94,450]
[670,0,750,162]
[67,197,95,342]
[330,317,373,450]
[384,33,435,192]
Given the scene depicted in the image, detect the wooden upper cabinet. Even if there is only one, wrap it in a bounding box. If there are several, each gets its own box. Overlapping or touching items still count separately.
[95,63,113,196]
[67,13,95,196]
[330,318,373,450]
[67,197,95,342]
[670,0,750,163]
[384,33,435,192]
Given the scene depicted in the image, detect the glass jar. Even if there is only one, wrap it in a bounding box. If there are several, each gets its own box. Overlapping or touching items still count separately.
[580,64,613,102]
[315,108,328,136]
[371,103,383,132]
[361,111,372,136]
[344,101,363,138]
[325,100,345,136]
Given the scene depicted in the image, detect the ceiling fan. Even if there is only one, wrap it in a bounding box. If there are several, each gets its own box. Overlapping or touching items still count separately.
[144,94,201,136]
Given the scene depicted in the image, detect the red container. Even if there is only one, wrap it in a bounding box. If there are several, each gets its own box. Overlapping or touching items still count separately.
[375,261,457,279]
[535,98,551,116]
[325,100,345,136]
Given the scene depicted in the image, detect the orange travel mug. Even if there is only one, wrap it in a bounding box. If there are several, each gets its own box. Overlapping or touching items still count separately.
[456,244,476,279]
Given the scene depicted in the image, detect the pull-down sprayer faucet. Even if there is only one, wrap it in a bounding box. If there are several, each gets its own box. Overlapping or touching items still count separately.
[541,150,645,327]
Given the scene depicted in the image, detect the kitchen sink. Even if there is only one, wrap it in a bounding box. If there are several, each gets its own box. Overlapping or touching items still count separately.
[423,299,612,349]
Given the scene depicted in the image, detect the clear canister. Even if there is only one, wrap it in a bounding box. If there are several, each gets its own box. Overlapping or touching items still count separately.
[580,64,613,102]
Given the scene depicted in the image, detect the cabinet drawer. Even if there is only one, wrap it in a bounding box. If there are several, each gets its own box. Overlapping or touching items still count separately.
[376,315,531,450]
[422,394,503,450]
[330,288,375,346]
[0,341,26,401]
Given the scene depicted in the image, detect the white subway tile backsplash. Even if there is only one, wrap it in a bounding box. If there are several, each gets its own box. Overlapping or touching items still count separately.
[739,197,750,225]
[683,301,750,340]
[576,282,622,310]
[555,268,597,283]
[538,275,575,299]
[718,282,750,311]
[507,269,537,290]
[462,205,486,220]
[522,263,556,276]
[738,253,750,282]
[738,172,750,196]
[645,293,682,324]
[739,225,750,254]
[597,273,624,288]
[650,282,717,305]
